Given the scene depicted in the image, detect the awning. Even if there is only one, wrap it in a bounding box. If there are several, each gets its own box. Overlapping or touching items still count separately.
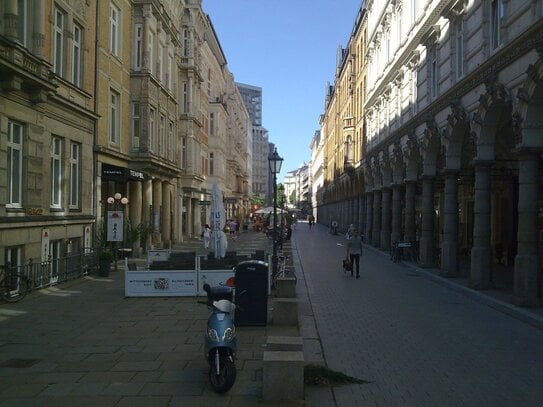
[102,164,145,181]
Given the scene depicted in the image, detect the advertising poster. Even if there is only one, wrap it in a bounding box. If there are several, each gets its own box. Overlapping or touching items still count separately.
[125,271,197,297]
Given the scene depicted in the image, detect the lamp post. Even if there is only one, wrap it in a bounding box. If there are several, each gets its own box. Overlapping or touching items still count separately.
[268,148,283,280]
[106,192,129,271]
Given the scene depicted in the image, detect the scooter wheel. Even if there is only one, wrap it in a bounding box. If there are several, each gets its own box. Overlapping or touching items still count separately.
[209,358,236,393]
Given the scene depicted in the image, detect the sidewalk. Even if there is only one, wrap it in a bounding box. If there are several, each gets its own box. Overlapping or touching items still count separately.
[0,228,303,406]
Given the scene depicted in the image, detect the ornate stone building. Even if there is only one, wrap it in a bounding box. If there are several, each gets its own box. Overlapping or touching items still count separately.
[0,0,97,269]
[317,5,367,229]
[1,0,251,269]
[316,0,543,307]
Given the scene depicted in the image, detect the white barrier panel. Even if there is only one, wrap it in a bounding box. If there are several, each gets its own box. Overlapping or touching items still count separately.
[198,269,235,296]
[125,270,197,297]
[146,250,170,265]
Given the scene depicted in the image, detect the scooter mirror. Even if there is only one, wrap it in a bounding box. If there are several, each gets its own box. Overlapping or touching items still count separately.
[203,283,211,293]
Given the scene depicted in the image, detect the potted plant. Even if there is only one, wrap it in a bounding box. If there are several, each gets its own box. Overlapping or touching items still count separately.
[98,251,114,277]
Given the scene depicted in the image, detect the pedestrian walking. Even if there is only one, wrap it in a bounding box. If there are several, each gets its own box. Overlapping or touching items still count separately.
[202,224,212,249]
[346,223,355,239]
[308,215,314,230]
[346,229,362,278]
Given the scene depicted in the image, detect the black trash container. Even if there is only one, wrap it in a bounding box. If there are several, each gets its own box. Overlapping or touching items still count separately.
[234,260,268,326]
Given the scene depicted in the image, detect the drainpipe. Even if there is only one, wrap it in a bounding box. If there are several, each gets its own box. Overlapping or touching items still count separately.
[92,0,100,247]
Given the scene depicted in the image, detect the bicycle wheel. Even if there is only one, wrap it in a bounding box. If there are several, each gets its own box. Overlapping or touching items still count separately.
[1,274,29,303]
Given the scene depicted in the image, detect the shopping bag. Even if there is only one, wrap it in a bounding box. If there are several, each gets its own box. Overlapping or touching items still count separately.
[342,258,352,273]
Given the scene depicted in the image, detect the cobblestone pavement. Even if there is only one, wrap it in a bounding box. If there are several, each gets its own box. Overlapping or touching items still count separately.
[2,224,542,406]
[0,230,302,407]
[293,222,543,407]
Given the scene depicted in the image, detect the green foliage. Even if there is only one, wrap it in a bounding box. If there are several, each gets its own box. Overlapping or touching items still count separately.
[289,190,296,205]
[304,364,372,387]
[99,251,114,262]
[250,193,265,206]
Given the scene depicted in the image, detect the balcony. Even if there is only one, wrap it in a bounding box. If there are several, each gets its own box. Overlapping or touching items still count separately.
[343,116,355,129]
[0,37,57,101]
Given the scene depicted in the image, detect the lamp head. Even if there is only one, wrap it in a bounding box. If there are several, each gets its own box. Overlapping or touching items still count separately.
[268,147,283,175]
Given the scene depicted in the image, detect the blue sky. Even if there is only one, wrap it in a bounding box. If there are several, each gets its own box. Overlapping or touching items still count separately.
[202,0,362,180]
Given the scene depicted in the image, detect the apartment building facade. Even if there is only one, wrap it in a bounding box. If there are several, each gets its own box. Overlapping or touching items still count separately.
[316,5,367,229]
[237,82,269,204]
[0,0,97,271]
[315,0,543,307]
[1,0,251,268]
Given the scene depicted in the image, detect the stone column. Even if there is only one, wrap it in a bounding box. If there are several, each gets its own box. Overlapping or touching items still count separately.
[380,187,392,250]
[358,196,365,234]
[391,184,403,245]
[419,176,435,267]
[142,179,152,251]
[4,0,18,41]
[404,180,417,242]
[441,170,459,276]
[513,151,541,306]
[129,181,143,257]
[372,190,382,247]
[162,182,171,247]
[32,0,45,58]
[353,196,360,231]
[365,192,373,244]
[152,179,163,246]
[470,161,492,288]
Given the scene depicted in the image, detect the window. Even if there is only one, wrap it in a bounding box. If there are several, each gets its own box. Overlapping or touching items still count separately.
[182,82,189,113]
[429,46,437,99]
[168,121,174,161]
[51,137,62,208]
[181,137,187,169]
[209,112,215,136]
[49,240,61,281]
[53,7,65,76]
[491,0,504,50]
[148,32,154,74]
[17,0,27,46]
[149,108,156,152]
[133,24,142,70]
[158,42,163,82]
[72,23,82,87]
[209,152,214,175]
[109,4,120,56]
[167,52,173,89]
[69,143,80,208]
[411,68,418,115]
[109,89,120,144]
[7,120,23,207]
[5,247,21,272]
[455,19,464,79]
[183,29,190,57]
[131,102,140,149]
[159,115,165,155]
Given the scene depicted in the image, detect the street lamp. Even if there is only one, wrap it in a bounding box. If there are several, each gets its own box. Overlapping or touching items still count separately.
[268,148,283,280]
[106,193,129,271]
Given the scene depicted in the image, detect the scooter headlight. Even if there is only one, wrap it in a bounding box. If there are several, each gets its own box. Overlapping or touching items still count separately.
[207,328,219,342]
[223,327,235,341]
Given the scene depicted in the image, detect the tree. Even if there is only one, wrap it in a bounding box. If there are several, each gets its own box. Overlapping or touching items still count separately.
[251,193,265,207]
[289,190,296,206]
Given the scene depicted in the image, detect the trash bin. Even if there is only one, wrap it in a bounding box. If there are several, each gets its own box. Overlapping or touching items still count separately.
[234,260,269,326]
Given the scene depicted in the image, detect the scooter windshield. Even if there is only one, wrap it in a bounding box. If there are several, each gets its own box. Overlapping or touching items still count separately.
[213,299,234,313]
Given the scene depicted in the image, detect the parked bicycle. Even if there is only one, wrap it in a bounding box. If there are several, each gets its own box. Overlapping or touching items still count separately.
[0,265,30,303]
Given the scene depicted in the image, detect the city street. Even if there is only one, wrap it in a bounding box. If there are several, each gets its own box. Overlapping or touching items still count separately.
[293,222,543,406]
